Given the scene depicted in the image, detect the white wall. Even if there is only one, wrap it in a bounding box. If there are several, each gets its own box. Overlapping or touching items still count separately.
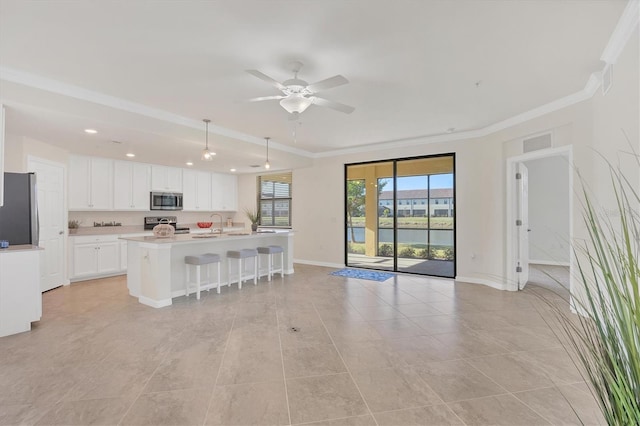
[524,156,570,265]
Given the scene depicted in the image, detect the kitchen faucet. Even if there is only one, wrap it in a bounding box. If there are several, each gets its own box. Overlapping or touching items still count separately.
[210,213,224,235]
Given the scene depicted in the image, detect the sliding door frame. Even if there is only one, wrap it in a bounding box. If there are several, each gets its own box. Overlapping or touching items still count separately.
[344,153,456,278]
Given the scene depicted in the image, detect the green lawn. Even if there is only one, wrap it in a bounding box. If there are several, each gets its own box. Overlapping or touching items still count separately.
[348,216,453,229]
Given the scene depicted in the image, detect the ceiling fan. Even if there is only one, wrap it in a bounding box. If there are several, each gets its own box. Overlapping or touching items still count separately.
[246,60,355,116]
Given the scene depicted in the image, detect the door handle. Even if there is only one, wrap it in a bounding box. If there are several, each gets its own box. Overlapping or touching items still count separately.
[59,231,64,235]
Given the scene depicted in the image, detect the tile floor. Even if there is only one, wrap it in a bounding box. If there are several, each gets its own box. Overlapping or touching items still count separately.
[0,264,604,425]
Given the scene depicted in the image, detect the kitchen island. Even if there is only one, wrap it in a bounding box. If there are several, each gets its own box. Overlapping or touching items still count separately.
[121,230,294,308]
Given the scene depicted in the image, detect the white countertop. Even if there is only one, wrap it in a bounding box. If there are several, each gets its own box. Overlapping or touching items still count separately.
[70,224,246,237]
[0,244,43,253]
[121,230,293,245]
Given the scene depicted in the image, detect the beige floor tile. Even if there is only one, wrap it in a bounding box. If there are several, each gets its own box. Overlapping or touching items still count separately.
[368,318,426,339]
[514,347,584,385]
[415,360,507,402]
[408,314,466,335]
[353,305,405,321]
[216,348,284,385]
[299,414,376,426]
[283,344,347,378]
[144,340,224,392]
[323,321,384,343]
[374,404,464,425]
[225,324,280,354]
[287,373,369,424]
[392,303,444,317]
[473,325,561,352]
[205,381,289,425]
[34,397,131,425]
[279,324,334,349]
[466,353,555,392]
[514,385,606,425]
[429,329,510,359]
[351,367,442,413]
[448,394,550,425]
[386,335,457,364]
[0,403,50,426]
[120,388,211,425]
[336,339,406,372]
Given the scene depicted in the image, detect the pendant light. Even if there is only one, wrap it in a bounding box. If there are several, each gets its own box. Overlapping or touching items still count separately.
[201,119,216,161]
[264,137,271,169]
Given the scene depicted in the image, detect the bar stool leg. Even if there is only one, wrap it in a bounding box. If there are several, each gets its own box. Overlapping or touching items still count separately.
[238,257,243,289]
[196,264,201,300]
[185,264,190,297]
[217,262,221,294]
[253,255,258,285]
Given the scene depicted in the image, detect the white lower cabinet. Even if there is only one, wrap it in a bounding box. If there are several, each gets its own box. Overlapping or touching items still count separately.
[120,241,127,270]
[69,235,122,281]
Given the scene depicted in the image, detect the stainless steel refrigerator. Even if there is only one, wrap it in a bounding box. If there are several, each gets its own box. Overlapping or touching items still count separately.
[0,172,39,246]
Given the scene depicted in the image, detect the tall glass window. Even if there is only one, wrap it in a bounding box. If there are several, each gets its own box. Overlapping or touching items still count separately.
[258,172,292,227]
[345,154,455,278]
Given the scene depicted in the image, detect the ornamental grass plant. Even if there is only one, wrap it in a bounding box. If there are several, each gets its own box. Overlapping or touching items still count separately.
[540,159,639,425]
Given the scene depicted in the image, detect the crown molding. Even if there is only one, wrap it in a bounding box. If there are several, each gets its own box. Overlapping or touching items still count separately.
[0,66,312,158]
[600,0,639,64]
[1,1,635,161]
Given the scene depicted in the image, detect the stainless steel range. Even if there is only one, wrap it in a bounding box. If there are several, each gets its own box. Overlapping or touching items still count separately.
[144,216,190,234]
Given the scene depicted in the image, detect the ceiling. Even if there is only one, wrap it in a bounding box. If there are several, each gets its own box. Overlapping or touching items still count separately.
[0,0,627,173]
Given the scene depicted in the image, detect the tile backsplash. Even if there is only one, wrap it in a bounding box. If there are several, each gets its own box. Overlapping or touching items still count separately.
[69,211,241,228]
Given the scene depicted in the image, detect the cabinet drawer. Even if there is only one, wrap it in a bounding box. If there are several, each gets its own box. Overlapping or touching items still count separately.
[71,235,120,244]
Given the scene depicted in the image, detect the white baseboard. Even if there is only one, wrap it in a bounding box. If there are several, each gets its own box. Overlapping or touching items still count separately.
[529,260,570,267]
[293,258,344,269]
[138,295,172,308]
[455,276,515,291]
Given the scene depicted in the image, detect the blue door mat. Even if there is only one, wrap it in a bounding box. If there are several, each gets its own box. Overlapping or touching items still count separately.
[330,268,395,282]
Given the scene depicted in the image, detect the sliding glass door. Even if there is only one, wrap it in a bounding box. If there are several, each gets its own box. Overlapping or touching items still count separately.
[345,154,455,278]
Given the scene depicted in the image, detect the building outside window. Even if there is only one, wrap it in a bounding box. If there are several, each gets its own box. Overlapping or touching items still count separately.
[257,172,292,227]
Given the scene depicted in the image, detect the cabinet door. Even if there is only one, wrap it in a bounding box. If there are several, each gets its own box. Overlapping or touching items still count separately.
[196,171,211,211]
[166,167,183,192]
[210,172,223,211]
[131,163,151,210]
[182,170,197,211]
[90,158,113,210]
[221,174,238,211]
[73,244,98,276]
[69,156,91,210]
[97,242,120,274]
[151,166,168,191]
[113,161,133,209]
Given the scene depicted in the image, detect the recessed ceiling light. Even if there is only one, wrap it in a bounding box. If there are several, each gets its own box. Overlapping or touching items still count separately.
[84,129,98,134]
[186,162,193,166]
[230,168,236,172]
[126,153,135,158]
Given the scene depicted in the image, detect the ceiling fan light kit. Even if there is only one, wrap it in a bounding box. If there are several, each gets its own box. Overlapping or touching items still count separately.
[246,61,354,116]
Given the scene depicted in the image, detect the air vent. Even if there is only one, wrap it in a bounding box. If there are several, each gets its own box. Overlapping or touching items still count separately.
[249,165,261,168]
[523,133,552,153]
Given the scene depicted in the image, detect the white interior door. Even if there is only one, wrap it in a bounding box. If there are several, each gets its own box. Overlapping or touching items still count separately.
[516,162,530,289]
[28,158,65,292]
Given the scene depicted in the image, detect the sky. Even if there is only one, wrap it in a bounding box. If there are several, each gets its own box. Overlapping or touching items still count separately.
[379,174,453,191]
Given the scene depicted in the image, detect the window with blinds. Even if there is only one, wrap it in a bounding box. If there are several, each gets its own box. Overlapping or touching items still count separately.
[258,172,292,227]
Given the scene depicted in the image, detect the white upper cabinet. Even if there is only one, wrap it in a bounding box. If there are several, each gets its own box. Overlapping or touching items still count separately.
[211,172,238,212]
[183,170,211,211]
[113,161,151,210]
[151,165,182,192]
[69,156,113,210]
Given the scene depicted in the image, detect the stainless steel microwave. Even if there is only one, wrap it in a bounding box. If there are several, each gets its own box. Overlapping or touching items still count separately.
[150,192,183,210]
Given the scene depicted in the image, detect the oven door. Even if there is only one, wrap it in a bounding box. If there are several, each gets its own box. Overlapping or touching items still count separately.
[150,192,183,210]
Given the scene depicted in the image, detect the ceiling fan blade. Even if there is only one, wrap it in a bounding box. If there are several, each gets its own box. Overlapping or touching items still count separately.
[246,69,286,91]
[248,95,285,102]
[311,97,355,114]
[306,75,349,93]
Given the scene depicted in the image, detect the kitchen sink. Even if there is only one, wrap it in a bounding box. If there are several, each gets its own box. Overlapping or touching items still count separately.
[191,234,218,239]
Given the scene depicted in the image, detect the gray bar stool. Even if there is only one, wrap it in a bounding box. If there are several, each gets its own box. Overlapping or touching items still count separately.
[226,248,258,289]
[185,253,221,299]
[257,245,284,281]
